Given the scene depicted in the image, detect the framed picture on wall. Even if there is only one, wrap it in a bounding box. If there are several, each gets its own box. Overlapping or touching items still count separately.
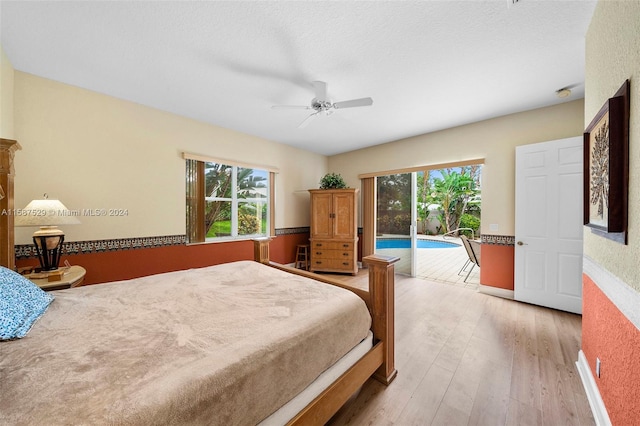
[583,80,630,240]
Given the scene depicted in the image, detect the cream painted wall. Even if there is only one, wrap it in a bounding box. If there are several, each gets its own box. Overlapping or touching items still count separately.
[13,72,326,244]
[0,45,15,139]
[584,1,640,292]
[329,100,585,236]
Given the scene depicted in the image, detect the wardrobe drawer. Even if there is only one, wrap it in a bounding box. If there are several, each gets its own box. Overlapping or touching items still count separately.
[310,258,355,271]
[311,241,354,250]
[312,249,354,260]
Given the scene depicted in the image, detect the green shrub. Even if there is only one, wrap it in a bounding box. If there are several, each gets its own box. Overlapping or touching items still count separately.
[377,214,392,234]
[392,213,411,234]
[459,213,480,238]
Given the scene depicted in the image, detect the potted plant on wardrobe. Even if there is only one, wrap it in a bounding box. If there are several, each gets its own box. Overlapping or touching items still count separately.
[319,172,348,189]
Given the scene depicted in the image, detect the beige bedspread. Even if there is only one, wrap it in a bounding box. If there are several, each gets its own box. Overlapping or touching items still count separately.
[0,261,371,425]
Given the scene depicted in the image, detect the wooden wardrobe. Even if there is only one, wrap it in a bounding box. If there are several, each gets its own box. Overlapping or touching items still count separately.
[308,188,358,275]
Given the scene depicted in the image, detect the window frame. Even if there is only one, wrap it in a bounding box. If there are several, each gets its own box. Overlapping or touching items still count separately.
[184,153,276,244]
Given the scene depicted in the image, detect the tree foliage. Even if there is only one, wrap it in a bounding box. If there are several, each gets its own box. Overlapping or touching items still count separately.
[376,174,412,234]
[204,165,267,236]
[418,166,481,236]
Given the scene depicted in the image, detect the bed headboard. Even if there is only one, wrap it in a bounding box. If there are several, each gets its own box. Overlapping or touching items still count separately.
[0,138,20,270]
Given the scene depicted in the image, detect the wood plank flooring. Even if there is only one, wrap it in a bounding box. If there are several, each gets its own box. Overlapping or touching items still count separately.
[326,272,595,426]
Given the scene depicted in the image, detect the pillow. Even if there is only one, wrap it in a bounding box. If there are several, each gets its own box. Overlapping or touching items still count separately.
[0,266,54,340]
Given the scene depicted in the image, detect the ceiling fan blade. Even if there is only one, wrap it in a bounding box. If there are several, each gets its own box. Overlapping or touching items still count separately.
[298,112,319,129]
[333,97,373,109]
[312,81,328,102]
[271,105,312,110]
[562,83,582,90]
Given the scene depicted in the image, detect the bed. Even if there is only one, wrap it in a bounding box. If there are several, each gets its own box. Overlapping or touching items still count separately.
[0,140,398,425]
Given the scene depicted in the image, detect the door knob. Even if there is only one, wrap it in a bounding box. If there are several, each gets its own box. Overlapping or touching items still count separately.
[517,241,528,246]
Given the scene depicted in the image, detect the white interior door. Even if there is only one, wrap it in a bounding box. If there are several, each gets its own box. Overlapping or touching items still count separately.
[514,137,583,314]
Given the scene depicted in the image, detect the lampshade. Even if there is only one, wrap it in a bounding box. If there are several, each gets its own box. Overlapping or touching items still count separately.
[14,198,81,227]
[15,197,80,271]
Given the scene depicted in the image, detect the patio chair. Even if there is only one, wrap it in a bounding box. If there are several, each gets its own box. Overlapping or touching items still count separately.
[459,235,481,282]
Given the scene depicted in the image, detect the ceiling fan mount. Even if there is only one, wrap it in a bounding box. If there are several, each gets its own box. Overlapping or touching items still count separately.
[310,99,334,112]
[272,80,373,127]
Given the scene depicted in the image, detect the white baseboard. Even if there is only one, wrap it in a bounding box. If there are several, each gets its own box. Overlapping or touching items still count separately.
[583,255,640,330]
[576,350,612,426]
[477,284,514,299]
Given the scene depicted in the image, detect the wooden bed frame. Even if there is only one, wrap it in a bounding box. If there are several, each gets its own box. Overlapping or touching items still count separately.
[0,143,398,425]
[253,238,398,425]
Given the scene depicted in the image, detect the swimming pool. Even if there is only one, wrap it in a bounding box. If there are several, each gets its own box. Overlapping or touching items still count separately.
[376,238,459,249]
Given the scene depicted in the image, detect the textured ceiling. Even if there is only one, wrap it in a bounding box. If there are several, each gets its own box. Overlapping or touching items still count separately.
[0,1,597,156]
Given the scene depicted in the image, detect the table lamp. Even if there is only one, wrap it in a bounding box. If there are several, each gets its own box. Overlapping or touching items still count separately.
[15,195,80,271]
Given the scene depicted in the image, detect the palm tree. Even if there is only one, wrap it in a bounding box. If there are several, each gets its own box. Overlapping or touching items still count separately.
[428,169,478,235]
[204,165,267,236]
[417,170,432,234]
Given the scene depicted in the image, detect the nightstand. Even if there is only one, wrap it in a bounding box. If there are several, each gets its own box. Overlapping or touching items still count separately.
[28,266,87,291]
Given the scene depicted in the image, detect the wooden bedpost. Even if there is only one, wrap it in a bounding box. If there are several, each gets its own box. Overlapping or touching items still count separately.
[0,139,21,270]
[253,237,272,264]
[363,253,399,385]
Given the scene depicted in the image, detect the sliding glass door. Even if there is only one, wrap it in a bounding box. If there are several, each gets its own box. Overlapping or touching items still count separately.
[376,173,417,276]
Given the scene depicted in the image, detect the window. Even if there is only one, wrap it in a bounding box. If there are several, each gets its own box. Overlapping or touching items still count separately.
[185,156,275,243]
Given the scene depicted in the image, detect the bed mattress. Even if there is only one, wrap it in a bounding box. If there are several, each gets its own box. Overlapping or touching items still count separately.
[260,330,373,425]
[0,261,371,425]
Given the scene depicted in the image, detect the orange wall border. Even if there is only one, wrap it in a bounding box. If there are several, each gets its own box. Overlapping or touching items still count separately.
[582,258,640,425]
[479,235,515,290]
[16,229,310,285]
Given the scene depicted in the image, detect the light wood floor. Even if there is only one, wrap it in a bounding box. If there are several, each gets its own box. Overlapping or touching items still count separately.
[327,271,595,426]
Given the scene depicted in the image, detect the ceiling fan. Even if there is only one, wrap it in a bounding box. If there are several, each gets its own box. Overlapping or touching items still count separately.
[272,81,373,128]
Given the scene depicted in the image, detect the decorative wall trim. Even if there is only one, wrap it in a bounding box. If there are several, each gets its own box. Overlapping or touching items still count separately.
[16,235,187,259]
[16,228,314,259]
[478,284,514,300]
[576,350,612,426]
[583,255,640,330]
[481,234,515,246]
[274,227,310,236]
